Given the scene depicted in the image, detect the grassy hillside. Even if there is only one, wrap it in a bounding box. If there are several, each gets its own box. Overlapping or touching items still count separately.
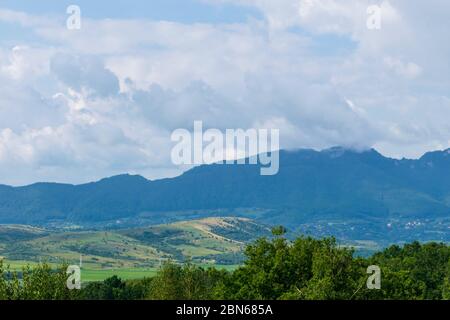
[0,225,48,242]
[0,217,271,273]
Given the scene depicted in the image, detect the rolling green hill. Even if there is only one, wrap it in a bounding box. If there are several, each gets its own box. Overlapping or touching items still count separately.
[0,224,48,242]
[0,217,272,271]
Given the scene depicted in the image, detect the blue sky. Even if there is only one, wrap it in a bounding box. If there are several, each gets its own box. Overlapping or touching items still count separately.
[0,0,450,185]
[0,0,354,55]
[0,0,261,22]
[0,0,262,47]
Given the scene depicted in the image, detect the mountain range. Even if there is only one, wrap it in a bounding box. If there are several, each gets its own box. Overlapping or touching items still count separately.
[1,147,449,244]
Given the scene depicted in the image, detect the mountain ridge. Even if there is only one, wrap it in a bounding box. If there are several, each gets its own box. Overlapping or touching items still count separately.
[0,147,449,245]
[5,146,449,188]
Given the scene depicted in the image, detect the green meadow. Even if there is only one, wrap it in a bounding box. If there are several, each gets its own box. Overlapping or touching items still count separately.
[0,217,263,281]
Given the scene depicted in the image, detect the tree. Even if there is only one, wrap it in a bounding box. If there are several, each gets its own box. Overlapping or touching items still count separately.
[148,262,225,300]
[271,226,287,237]
[441,260,450,300]
[298,238,361,300]
[0,261,78,300]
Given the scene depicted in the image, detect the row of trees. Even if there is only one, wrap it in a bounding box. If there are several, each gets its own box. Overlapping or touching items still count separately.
[142,234,450,300]
[1,230,450,300]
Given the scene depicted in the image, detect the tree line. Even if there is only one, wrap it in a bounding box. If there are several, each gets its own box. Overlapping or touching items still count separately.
[1,229,449,300]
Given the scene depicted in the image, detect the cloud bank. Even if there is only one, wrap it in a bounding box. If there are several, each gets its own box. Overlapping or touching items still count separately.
[0,0,449,185]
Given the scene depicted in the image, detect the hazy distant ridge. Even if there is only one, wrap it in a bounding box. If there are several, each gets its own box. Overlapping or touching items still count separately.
[1,147,450,231]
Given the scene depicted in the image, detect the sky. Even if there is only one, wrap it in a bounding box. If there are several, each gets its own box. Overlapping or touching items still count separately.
[0,0,449,185]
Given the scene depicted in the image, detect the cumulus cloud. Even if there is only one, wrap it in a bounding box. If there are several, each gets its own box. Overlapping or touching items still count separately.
[0,1,449,185]
[51,54,120,97]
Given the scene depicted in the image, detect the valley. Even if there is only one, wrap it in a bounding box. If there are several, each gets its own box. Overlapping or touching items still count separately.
[2,214,447,282]
[0,217,270,281]
[1,148,449,282]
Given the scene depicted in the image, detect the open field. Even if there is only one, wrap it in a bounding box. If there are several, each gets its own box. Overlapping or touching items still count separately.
[0,217,271,272]
[1,259,241,282]
[1,216,421,282]
[79,264,240,282]
[81,268,158,282]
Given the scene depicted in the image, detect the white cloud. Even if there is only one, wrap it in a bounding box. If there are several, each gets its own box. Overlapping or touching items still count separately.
[0,2,450,184]
[383,57,422,79]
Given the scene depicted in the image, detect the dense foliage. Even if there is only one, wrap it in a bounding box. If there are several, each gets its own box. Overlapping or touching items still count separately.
[1,232,449,300]
[0,261,78,300]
